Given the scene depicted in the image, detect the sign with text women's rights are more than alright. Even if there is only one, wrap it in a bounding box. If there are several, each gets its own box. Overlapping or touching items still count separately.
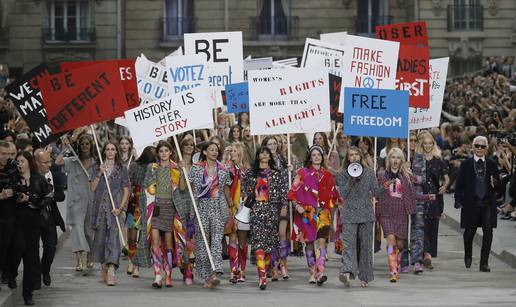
[343,87,409,139]
[124,86,214,149]
[339,35,399,112]
[248,68,331,135]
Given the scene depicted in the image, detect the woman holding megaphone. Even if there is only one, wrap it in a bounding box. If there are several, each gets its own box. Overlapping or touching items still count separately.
[288,145,340,286]
[335,146,389,288]
[240,146,288,290]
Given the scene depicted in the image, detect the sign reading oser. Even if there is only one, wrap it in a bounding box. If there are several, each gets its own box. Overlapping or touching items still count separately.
[343,87,409,138]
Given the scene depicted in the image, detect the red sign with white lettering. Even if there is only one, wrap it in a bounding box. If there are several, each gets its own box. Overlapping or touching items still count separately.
[395,45,430,108]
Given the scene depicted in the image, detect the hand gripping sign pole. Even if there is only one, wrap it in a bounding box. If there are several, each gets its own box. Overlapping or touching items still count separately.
[287,133,294,252]
[90,126,127,248]
[172,135,216,271]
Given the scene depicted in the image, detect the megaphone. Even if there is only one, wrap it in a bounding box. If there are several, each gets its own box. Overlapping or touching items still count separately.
[347,162,363,178]
[235,194,255,224]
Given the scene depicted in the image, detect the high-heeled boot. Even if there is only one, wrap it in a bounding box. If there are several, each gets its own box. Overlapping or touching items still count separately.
[228,243,239,283]
[164,250,173,287]
[255,249,267,290]
[75,252,84,272]
[279,240,290,280]
[106,264,116,286]
[151,247,163,288]
[387,246,398,282]
[238,244,248,282]
[315,247,327,286]
[305,249,316,284]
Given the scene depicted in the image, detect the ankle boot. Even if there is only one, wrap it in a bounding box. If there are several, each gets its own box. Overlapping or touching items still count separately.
[164,250,173,287]
[387,246,398,282]
[315,247,327,286]
[86,253,94,269]
[106,265,116,286]
[75,252,84,272]
[151,247,163,288]
[100,263,108,283]
[255,249,267,290]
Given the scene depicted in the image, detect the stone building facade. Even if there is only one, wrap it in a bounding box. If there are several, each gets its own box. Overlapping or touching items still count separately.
[0,0,515,78]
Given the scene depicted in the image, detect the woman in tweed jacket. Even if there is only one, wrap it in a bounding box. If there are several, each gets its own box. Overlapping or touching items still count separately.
[335,147,388,288]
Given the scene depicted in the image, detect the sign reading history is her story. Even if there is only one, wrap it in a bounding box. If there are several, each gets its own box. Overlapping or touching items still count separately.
[248,68,330,135]
[409,57,449,130]
[124,87,213,149]
[340,35,399,112]
[343,87,409,138]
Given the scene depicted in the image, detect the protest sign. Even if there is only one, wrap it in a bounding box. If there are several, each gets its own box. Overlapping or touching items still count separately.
[329,74,342,122]
[5,64,62,145]
[135,54,170,105]
[376,21,428,47]
[395,45,430,108]
[243,57,273,80]
[301,38,345,77]
[248,68,330,135]
[124,87,213,149]
[343,87,409,138]
[39,62,127,133]
[340,35,399,112]
[409,57,449,130]
[165,55,210,95]
[61,59,139,109]
[225,82,249,113]
[273,58,298,68]
[184,31,244,107]
[320,32,347,45]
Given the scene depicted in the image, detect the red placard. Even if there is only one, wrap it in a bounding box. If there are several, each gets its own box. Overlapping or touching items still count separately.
[61,59,139,109]
[395,45,430,108]
[39,62,128,133]
[375,21,428,47]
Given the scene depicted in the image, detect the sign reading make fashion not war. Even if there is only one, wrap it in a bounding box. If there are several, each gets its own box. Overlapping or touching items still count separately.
[124,87,213,149]
[301,38,345,77]
[339,35,399,112]
[225,82,249,113]
[5,63,63,145]
[184,31,244,107]
[410,57,449,130]
[39,62,128,133]
[135,54,170,105]
[248,68,330,135]
[343,87,409,139]
[376,21,428,47]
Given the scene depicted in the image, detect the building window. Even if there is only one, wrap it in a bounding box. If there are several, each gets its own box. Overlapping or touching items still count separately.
[45,0,93,42]
[162,0,194,41]
[356,0,391,36]
[256,0,290,40]
[447,0,483,31]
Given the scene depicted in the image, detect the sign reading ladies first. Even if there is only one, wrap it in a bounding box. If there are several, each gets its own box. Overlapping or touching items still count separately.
[184,31,244,105]
[248,68,330,135]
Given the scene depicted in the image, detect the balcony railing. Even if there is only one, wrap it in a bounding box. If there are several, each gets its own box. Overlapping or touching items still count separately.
[249,16,299,41]
[161,17,196,41]
[356,15,393,36]
[42,28,96,43]
[447,5,483,31]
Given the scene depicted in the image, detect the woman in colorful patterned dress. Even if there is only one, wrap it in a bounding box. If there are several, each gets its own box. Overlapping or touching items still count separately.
[143,141,186,288]
[127,146,156,278]
[189,141,232,288]
[225,142,250,283]
[241,146,288,290]
[288,145,340,285]
[90,141,130,286]
[377,148,419,282]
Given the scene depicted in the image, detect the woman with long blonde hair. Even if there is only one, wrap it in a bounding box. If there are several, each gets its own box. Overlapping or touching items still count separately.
[377,148,416,282]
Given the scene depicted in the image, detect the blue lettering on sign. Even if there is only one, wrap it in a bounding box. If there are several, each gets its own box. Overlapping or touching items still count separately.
[343,87,409,138]
[225,82,249,113]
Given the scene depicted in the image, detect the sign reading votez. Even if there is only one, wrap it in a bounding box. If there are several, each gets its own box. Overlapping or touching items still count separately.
[39,62,127,133]
[5,64,62,145]
[410,57,449,130]
[340,35,399,112]
[184,31,244,97]
[301,38,345,77]
[343,87,409,139]
[124,87,213,149]
[165,55,210,95]
[248,68,330,135]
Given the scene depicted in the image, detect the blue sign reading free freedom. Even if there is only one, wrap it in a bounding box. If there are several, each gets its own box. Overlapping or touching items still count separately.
[343,87,409,138]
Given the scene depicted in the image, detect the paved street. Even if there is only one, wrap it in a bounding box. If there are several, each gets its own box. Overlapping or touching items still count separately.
[12,222,516,307]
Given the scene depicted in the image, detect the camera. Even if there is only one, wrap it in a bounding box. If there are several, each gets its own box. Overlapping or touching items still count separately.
[0,159,27,198]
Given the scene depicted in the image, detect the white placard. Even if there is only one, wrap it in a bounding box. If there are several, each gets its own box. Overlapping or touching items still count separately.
[243,57,273,80]
[184,31,244,107]
[135,54,170,106]
[124,87,213,149]
[248,68,331,135]
[340,35,400,112]
[409,57,449,130]
[301,38,345,77]
[165,55,210,95]
[320,31,347,45]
